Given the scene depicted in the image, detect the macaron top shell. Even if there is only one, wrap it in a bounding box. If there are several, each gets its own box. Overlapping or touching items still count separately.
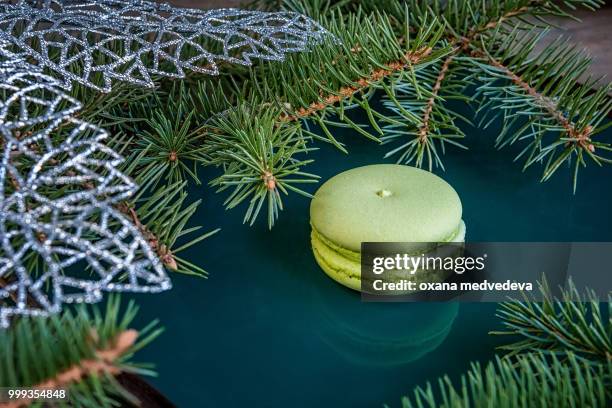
[310,164,462,252]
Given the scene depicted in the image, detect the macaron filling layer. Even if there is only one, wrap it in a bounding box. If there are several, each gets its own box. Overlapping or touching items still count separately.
[311,221,466,291]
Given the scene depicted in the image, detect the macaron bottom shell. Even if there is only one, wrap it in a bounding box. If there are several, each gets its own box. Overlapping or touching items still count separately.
[312,229,361,291]
[311,221,467,293]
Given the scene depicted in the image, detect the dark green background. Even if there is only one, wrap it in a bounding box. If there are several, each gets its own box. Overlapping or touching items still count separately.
[130,100,612,407]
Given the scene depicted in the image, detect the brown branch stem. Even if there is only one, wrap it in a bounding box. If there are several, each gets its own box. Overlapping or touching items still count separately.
[477,51,593,149]
[0,277,40,309]
[279,46,433,122]
[453,2,593,148]
[479,6,530,33]
[261,170,276,191]
[418,53,456,143]
[120,204,178,271]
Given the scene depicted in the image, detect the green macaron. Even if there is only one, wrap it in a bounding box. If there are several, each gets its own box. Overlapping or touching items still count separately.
[310,164,465,291]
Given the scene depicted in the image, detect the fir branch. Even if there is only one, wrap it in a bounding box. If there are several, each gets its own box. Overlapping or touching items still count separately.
[117,182,219,277]
[68,80,154,129]
[468,28,612,189]
[0,296,162,408]
[480,49,594,145]
[380,50,471,170]
[204,104,319,228]
[249,10,450,151]
[2,330,137,408]
[378,0,608,173]
[491,279,612,363]
[137,109,207,185]
[119,203,179,272]
[395,352,610,408]
[394,280,611,407]
[278,46,434,122]
[408,0,605,37]
[115,82,210,188]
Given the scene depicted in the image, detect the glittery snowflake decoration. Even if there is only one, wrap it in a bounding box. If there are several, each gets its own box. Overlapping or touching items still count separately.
[0,0,332,92]
[0,54,169,327]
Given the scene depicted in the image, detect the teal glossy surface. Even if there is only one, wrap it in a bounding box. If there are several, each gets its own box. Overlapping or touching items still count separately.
[130,103,612,407]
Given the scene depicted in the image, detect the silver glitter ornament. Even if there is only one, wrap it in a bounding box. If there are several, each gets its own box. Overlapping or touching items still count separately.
[0,53,169,328]
[0,0,332,91]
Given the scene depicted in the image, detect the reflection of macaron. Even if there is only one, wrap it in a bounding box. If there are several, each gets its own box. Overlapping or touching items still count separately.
[310,164,465,291]
[314,293,459,366]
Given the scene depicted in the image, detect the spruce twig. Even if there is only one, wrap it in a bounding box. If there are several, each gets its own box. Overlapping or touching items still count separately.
[396,280,611,407]
[279,46,434,122]
[491,278,612,362]
[2,330,138,408]
[0,297,162,407]
[396,352,610,408]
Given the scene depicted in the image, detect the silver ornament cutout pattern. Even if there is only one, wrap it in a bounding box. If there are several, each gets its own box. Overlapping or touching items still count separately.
[0,57,169,327]
[0,0,331,91]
